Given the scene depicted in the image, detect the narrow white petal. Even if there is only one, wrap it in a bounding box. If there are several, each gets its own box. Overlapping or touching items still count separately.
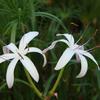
[76,54,81,63]
[43,39,70,53]
[55,48,75,70]
[6,58,19,88]
[0,54,16,63]
[3,46,10,54]
[56,33,74,46]
[74,45,84,62]
[76,54,88,78]
[5,43,18,53]
[25,47,47,67]
[19,31,39,51]
[77,50,99,69]
[20,56,39,82]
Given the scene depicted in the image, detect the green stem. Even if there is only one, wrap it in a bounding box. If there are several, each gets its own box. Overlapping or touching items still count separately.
[29,0,36,30]
[24,69,43,100]
[49,68,65,96]
[10,21,17,43]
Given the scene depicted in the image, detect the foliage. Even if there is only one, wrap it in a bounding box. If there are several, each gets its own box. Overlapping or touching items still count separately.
[0,0,100,100]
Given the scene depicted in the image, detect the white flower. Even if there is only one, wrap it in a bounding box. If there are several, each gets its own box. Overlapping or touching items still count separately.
[0,32,47,88]
[43,33,99,78]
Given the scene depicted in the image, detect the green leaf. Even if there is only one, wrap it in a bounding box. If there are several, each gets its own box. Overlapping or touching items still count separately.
[10,21,18,43]
[95,69,100,89]
[34,11,68,32]
[43,73,56,96]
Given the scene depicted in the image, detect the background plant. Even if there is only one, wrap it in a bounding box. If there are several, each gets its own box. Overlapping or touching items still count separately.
[0,0,100,100]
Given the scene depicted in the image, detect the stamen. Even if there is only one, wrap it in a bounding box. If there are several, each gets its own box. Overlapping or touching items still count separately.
[77,29,98,48]
[76,34,84,44]
[76,24,90,44]
[86,45,100,52]
[18,52,24,59]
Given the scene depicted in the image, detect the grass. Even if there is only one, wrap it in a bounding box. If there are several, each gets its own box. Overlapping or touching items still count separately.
[0,0,100,100]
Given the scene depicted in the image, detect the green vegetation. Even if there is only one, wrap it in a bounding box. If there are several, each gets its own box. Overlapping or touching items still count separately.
[0,0,100,99]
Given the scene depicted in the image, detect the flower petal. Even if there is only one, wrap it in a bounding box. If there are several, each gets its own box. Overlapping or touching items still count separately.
[55,48,75,70]
[77,50,99,69]
[43,39,70,53]
[20,56,39,82]
[56,33,74,46]
[5,43,18,53]
[0,54,16,63]
[19,31,39,51]
[25,47,47,67]
[76,54,88,78]
[6,58,19,88]
[3,46,10,54]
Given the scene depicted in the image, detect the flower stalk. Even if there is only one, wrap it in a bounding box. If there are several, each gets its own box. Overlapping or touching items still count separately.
[25,69,43,99]
[49,68,65,96]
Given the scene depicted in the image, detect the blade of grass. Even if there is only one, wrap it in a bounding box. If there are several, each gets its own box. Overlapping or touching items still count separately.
[43,73,56,96]
[34,12,68,32]
[10,21,18,43]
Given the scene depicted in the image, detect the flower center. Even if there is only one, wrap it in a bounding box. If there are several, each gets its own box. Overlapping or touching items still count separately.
[71,44,84,51]
[17,52,24,59]
[17,50,24,59]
